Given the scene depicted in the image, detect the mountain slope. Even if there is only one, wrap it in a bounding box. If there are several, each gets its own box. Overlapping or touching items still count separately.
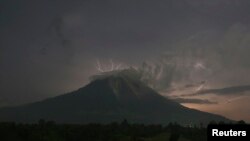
[0,69,229,124]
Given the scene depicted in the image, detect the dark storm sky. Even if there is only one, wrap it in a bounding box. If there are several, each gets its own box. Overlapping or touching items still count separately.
[1,0,250,121]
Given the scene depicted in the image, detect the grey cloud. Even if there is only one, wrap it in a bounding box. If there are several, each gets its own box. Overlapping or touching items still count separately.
[171,98,217,104]
[140,23,250,93]
[1,0,250,107]
[139,61,175,91]
[183,85,250,97]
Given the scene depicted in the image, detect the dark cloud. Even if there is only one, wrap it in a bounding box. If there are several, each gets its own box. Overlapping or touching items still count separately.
[1,0,250,108]
[183,85,250,97]
[138,23,250,94]
[138,61,175,90]
[0,98,8,107]
[171,98,217,104]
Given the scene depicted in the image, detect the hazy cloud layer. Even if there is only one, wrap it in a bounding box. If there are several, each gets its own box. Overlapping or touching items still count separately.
[139,24,250,92]
[1,0,250,121]
[171,98,217,104]
[182,85,250,97]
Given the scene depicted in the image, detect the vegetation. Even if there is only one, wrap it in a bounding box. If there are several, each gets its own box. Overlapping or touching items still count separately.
[0,119,209,141]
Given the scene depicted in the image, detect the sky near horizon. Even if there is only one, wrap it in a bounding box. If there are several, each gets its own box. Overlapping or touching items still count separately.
[1,0,250,122]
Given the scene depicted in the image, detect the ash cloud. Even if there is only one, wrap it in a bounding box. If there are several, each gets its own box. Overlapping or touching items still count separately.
[183,85,250,97]
[1,0,250,111]
[171,98,217,104]
[138,24,250,94]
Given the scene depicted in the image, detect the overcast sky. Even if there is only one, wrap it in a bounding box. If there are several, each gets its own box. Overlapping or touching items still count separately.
[1,0,250,122]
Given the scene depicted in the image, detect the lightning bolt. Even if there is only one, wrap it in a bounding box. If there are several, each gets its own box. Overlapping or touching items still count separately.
[96,59,123,72]
[226,95,246,103]
[196,84,204,92]
[96,59,104,72]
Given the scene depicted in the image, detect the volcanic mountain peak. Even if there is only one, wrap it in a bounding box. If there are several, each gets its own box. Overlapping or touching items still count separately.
[85,69,154,102]
[0,68,230,124]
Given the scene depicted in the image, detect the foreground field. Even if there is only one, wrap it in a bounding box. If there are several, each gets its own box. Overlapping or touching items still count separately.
[0,120,207,141]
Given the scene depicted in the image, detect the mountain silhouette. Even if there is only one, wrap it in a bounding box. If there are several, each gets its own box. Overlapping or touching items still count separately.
[0,69,229,124]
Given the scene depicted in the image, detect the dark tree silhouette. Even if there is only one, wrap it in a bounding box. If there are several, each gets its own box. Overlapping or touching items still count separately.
[238,120,246,124]
[169,133,180,141]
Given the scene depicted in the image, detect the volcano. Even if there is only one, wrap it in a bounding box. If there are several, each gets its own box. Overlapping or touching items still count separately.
[0,69,229,124]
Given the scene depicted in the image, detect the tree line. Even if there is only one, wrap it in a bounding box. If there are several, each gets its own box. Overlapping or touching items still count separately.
[0,119,246,141]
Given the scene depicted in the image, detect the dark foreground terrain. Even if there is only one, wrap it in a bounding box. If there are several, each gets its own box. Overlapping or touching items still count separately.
[0,119,209,141]
[1,119,246,141]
